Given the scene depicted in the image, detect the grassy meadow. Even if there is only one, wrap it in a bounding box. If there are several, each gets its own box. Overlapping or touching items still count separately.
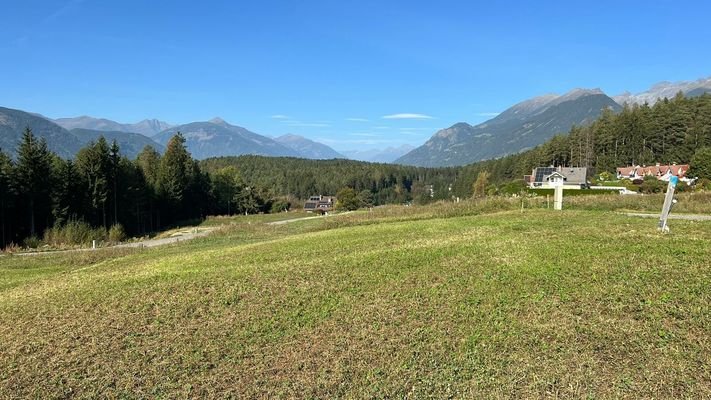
[1,197,710,398]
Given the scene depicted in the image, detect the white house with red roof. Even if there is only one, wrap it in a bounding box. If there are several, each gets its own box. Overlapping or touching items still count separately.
[616,163,692,183]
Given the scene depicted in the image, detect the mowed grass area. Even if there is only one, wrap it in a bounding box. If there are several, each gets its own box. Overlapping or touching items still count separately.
[1,207,710,398]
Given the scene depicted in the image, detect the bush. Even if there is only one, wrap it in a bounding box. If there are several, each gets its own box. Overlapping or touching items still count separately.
[108,224,126,243]
[44,220,107,247]
[270,198,291,213]
[640,175,664,194]
[695,178,711,191]
[336,187,360,211]
[23,235,41,249]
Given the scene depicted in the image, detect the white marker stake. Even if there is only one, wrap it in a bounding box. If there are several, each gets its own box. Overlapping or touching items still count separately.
[658,176,678,233]
[554,185,563,210]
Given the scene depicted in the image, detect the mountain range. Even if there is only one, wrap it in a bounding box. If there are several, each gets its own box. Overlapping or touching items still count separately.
[612,77,711,106]
[274,134,345,159]
[395,89,622,166]
[70,128,165,158]
[396,77,711,166]
[0,106,83,159]
[2,76,710,166]
[55,116,172,136]
[152,118,301,160]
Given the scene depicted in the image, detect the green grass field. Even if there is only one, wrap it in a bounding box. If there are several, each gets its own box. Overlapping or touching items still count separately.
[1,202,710,398]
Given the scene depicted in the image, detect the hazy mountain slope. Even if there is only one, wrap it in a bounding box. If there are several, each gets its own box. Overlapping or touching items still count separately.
[341,145,415,163]
[613,77,711,105]
[55,116,172,136]
[395,91,621,167]
[153,118,299,160]
[70,128,164,158]
[0,106,83,158]
[274,134,344,159]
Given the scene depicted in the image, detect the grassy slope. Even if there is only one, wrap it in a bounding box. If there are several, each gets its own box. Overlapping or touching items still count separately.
[0,208,709,398]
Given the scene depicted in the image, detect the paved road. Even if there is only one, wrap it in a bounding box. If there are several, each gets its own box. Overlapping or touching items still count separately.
[624,212,711,221]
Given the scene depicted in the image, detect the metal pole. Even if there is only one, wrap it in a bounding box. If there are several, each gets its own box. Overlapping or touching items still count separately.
[658,176,678,233]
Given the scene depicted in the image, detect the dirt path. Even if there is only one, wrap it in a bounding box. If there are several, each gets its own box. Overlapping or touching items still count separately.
[10,227,217,257]
[267,215,325,225]
[624,212,711,221]
[8,212,350,257]
[266,212,353,226]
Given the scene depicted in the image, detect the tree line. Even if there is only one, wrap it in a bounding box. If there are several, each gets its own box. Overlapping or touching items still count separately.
[0,130,261,249]
[200,156,463,205]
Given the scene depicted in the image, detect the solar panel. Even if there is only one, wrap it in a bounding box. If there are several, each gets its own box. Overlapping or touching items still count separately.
[534,167,555,183]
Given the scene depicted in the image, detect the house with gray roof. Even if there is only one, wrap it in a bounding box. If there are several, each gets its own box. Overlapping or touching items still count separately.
[524,166,588,189]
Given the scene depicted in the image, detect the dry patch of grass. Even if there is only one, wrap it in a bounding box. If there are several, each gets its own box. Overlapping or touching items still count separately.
[0,209,709,398]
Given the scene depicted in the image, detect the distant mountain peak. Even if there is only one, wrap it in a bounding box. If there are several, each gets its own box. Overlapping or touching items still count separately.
[274,134,344,159]
[396,89,621,167]
[613,76,711,106]
[208,117,228,126]
[276,133,301,140]
[54,115,173,136]
[562,88,604,97]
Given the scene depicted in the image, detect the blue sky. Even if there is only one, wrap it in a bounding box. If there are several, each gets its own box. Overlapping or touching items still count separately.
[1,0,710,151]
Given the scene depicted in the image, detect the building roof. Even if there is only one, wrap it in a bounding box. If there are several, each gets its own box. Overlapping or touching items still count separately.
[304,195,336,210]
[617,164,689,179]
[531,166,587,185]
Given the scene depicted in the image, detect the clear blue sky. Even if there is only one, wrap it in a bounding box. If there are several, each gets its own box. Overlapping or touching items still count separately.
[1,0,710,151]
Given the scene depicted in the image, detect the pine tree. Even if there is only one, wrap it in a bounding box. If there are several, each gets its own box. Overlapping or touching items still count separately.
[14,127,53,236]
[75,137,111,228]
[157,133,191,222]
[0,149,14,247]
[50,158,86,226]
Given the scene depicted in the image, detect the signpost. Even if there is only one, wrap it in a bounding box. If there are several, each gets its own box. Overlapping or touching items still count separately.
[658,176,679,233]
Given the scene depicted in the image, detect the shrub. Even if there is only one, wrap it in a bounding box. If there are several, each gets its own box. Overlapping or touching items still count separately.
[44,220,106,247]
[270,198,291,213]
[336,187,360,211]
[695,178,711,191]
[640,175,664,194]
[108,224,126,243]
[23,235,41,249]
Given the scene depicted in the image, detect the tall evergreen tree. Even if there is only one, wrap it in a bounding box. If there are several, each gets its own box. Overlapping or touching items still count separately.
[14,127,53,236]
[75,137,111,228]
[158,133,192,222]
[0,149,14,247]
[50,157,86,226]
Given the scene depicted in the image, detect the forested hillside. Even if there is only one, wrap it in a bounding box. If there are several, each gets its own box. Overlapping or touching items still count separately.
[451,93,711,193]
[201,156,461,205]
